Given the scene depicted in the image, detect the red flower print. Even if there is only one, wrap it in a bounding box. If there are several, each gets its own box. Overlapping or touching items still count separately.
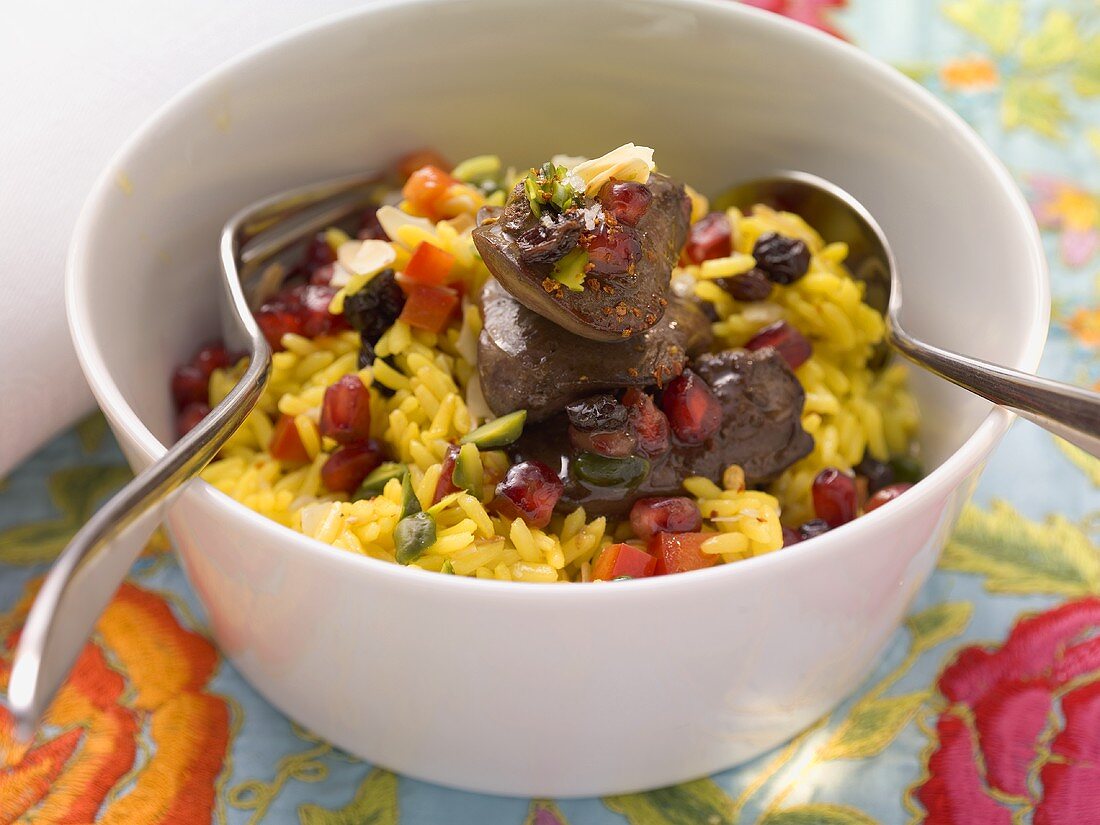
[914,598,1100,823]
[739,0,848,39]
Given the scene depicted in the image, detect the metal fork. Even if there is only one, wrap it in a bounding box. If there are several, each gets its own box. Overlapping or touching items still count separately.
[6,171,380,739]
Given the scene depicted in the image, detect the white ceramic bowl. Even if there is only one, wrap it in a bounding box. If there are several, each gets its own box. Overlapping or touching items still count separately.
[66,0,1047,797]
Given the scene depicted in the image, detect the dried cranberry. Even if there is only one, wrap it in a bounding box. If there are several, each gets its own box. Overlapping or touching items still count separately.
[661,370,722,445]
[864,483,913,513]
[717,269,773,302]
[493,460,564,529]
[434,444,462,503]
[568,427,637,459]
[171,364,209,409]
[358,207,388,241]
[322,442,384,493]
[302,232,337,273]
[298,285,349,338]
[684,212,732,264]
[752,232,810,285]
[798,519,830,541]
[342,269,406,344]
[745,321,812,370]
[812,468,858,528]
[565,395,628,432]
[319,375,372,445]
[598,180,652,226]
[177,402,210,438]
[517,218,581,265]
[581,224,641,275]
[782,526,802,546]
[629,497,702,540]
[855,453,895,494]
[191,343,232,377]
[622,388,671,457]
[256,303,303,350]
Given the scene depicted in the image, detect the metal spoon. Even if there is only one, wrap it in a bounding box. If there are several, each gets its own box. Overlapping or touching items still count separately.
[6,171,380,739]
[721,171,1100,458]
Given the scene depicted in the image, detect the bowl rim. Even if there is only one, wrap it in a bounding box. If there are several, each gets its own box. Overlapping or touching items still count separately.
[66,0,1049,599]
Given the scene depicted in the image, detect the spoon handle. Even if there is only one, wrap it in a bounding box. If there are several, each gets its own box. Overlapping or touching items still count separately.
[890,325,1100,458]
[5,350,270,740]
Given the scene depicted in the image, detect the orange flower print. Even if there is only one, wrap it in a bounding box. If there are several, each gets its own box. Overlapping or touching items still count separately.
[940,56,1000,92]
[0,582,230,824]
[1065,308,1100,348]
[1029,175,1100,268]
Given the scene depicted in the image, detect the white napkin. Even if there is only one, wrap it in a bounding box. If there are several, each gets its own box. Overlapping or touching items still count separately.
[0,0,367,476]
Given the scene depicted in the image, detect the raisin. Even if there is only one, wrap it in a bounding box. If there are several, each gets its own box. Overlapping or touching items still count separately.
[342,269,406,344]
[854,453,894,494]
[565,394,629,432]
[752,233,810,285]
[716,269,773,301]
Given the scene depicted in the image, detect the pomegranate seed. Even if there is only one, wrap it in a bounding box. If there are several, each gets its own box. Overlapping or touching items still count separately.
[582,225,641,275]
[864,482,913,513]
[684,212,732,264]
[322,441,385,493]
[177,402,210,438]
[622,388,671,457]
[298,285,349,338]
[434,444,462,503]
[319,375,372,445]
[302,232,336,273]
[629,497,702,540]
[746,321,812,370]
[171,364,209,409]
[798,519,830,541]
[358,207,388,241]
[191,343,231,376]
[598,180,652,226]
[568,427,636,458]
[256,303,303,350]
[661,370,722,445]
[493,460,564,529]
[812,468,858,528]
[782,526,802,546]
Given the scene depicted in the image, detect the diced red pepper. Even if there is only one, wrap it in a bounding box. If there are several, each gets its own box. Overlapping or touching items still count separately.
[397,149,451,179]
[649,532,719,576]
[592,543,657,581]
[402,165,457,220]
[404,242,455,286]
[270,414,311,463]
[398,283,459,333]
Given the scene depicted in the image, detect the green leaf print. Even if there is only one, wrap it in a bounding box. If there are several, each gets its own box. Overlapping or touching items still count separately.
[1019,9,1081,71]
[759,804,879,825]
[298,769,398,825]
[818,692,928,761]
[906,602,973,654]
[943,0,1022,55]
[1002,78,1070,139]
[605,778,734,825]
[941,501,1100,596]
[0,464,132,565]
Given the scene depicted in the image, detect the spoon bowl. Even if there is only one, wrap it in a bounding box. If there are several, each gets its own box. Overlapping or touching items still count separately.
[723,171,1100,459]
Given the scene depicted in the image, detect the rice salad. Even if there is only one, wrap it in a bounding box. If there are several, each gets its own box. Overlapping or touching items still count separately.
[170,145,920,583]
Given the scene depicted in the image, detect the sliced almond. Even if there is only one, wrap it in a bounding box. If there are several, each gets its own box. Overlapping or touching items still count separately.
[337,238,396,276]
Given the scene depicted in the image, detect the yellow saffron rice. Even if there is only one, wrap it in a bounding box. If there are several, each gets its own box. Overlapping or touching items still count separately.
[200,159,918,582]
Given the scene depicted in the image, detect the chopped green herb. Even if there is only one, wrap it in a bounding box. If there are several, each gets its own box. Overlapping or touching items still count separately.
[551,247,588,292]
[356,462,407,498]
[523,162,578,216]
[889,455,923,484]
[460,410,527,448]
[452,442,484,499]
[394,511,436,564]
[399,472,422,519]
[441,560,455,575]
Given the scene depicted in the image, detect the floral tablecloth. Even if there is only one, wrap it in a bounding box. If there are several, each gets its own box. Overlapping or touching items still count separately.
[2,1,1100,822]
